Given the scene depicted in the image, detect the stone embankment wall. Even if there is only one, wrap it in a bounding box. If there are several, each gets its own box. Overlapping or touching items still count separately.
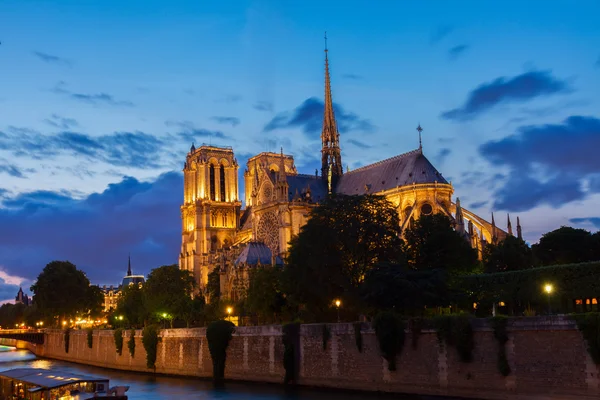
[27,316,600,400]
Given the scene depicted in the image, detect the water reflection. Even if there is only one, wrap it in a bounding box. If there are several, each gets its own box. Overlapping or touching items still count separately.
[0,346,454,400]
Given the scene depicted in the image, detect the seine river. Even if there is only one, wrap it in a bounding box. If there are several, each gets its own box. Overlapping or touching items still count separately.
[0,346,460,399]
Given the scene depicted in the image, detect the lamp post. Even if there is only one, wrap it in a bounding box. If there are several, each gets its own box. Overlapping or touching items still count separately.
[226,307,233,322]
[334,299,341,323]
[544,284,553,315]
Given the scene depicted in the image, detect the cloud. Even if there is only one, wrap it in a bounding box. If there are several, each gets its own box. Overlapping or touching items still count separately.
[570,217,600,230]
[342,74,363,80]
[211,116,240,127]
[0,275,22,303]
[216,94,242,103]
[448,44,469,60]
[264,97,375,139]
[165,120,230,142]
[0,172,182,284]
[480,115,600,211]
[441,70,571,121]
[469,200,488,209]
[430,25,453,44]
[435,148,451,165]
[44,114,79,130]
[347,139,372,149]
[33,51,71,66]
[0,163,27,178]
[51,81,133,107]
[254,101,273,112]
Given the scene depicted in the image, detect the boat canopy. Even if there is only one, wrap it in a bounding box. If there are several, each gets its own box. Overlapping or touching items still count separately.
[0,368,108,390]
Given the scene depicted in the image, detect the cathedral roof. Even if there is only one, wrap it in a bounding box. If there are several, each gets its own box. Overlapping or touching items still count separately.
[286,174,328,202]
[335,149,448,195]
[234,242,283,266]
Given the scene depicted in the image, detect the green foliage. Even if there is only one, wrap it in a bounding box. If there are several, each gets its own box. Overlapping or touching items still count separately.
[87,328,93,349]
[206,320,235,383]
[207,268,221,303]
[116,284,147,328]
[282,322,300,384]
[0,303,27,329]
[434,314,474,362]
[409,317,423,349]
[283,194,405,321]
[143,265,196,327]
[483,236,533,273]
[114,328,124,356]
[30,261,104,324]
[142,325,161,369]
[533,226,598,266]
[128,329,136,358]
[353,322,363,352]
[246,266,286,323]
[179,295,206,328]
[64,328,70,353]
[489,316,511,376]
[572,313,600,365]
[404,213,478,276]
[372,311,405,371]
[321,324,331,351]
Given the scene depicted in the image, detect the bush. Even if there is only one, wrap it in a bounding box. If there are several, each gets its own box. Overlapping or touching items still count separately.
[128,329,136,358]
[353,322,362,352]
[64,328,70,353]
[373,311,405,371]
[142,325,161,369]
[206,320,235,383]
[282,322,300,384]
[434,314,474,363]
[86,328,93,349]
[321,324,330,351]
[573,313,600,364]
[409,317,423,349]
[489,316,511,376]
[114,328,124,356]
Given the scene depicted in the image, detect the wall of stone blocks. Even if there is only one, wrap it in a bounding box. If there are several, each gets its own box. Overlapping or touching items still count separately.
[30,316,600,400]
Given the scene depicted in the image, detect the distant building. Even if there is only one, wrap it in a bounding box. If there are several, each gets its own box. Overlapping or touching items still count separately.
[15,288,31,306]
[99,256,146,313]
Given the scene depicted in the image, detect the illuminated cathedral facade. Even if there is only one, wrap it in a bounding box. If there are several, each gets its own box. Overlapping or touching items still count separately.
[179,43,519,301]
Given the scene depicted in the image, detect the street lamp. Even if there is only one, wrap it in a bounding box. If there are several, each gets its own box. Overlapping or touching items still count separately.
[334,299,341,323]
[226,307,233,321]
[544,283,553,315]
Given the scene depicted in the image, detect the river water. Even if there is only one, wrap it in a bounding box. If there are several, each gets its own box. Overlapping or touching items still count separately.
[0,346,460,399]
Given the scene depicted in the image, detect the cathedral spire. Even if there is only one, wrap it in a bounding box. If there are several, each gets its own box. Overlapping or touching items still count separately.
[517,216,523,240]
[507,214,513,236]
[455,197,464,234]
[321,31,343,190]
[127,254,132,276]
[491,212,498,244]
[417,124,423,153]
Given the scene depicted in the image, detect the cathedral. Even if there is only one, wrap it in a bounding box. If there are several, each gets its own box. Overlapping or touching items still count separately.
[179,43,518,300]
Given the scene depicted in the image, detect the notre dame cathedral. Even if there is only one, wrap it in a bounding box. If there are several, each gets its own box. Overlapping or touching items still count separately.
[179,44,518,301]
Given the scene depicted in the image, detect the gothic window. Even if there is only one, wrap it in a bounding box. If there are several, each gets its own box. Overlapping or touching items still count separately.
[421,203,433,215]
[210,165,216,201]
[220,165,226,202]
[222,212,227,227]
[211,212,217,227]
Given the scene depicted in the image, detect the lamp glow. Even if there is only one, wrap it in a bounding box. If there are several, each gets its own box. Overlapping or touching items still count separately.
[544,284,553,294]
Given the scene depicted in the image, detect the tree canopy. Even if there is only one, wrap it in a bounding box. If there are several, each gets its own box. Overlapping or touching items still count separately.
[483,236,533,273]
[533,226,600,266]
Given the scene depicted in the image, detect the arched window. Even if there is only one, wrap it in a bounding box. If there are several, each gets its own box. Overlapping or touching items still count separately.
[220,164,226,202]
[209,165,216,201]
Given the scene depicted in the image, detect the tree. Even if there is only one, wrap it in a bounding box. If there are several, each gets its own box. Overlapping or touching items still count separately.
[143,265,195,327]
[483,236,533,273]
[30,260,103,325]
[404,214,478,276]
[246,266,286,323]
[283,194,405,320]
[116,284,147,328]
[206,268,221,302]
[533,226,595,266]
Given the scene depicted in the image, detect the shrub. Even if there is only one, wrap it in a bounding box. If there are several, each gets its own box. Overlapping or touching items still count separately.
[114,328,124,356]
[206,320,235,383]
[282,322,300,384]
[142,325,161,369]
[409,317,423,349]
[489,316,511,376]
[128,329,136,358]
[64,328,70,353]
[373,311,405,371]
[573,313,600,364]
[321,324,330,351]
[353,322,362,352]
[434,314,474,363]
[86,328,93,349]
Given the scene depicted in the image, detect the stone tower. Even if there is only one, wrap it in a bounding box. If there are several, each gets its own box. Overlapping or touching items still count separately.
[179,144,241,290]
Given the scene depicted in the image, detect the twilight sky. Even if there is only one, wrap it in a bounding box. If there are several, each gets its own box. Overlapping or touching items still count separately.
[1,0,599,300]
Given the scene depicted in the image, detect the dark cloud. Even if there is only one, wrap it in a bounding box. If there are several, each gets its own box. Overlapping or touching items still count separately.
[0,163,27,178]
[51,81,133,107]
[480,115,600,211]
[430,25,453,44]
[441,70,571,121]
[33,51,71,66]
[253,101,273,112]
[210,116,240,127]
[448,44,469,60]
[0,189,9,198]
[44,114,78,130]
[264,97,375,139]
[570,217,600,229]
[469,200,488,209]
[342,74,363,80]
[165,120,231,143]
[347,139,372,149]
[435,148,451,165]
[0,278,21,303]
[0,172,182,284]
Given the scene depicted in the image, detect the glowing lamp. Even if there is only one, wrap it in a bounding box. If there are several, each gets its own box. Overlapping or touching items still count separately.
[544,284,553,294]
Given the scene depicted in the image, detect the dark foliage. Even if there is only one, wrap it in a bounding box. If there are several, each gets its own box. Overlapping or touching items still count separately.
[128,329,136,358]
[533,227,599,266]
[282,322,300,384]
[483,236,533,273]
[206,320,235,383]
[353,322,363,352]
[142,325,160,369]
[64,328,70,353]
[434,314,474,363]
[87,328,93,349]
[114,328,124,356]
[489,316,511,376]
[321,324,331,351]
[373,311,405,371]
[573,313,600,365]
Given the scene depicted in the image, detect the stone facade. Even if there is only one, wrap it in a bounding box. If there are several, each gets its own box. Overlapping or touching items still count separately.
[29,316,600,399]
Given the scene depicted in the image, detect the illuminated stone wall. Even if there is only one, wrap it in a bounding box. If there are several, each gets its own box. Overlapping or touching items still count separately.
[31,316,600,399]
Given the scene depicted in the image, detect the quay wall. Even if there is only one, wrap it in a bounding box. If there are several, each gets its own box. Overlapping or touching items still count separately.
[28,316,600,400]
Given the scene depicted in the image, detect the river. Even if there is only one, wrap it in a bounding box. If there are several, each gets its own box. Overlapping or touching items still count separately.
[0,346,462,399]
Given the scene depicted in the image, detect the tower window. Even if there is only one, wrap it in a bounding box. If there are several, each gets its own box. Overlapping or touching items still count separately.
[220,164,226,202]
[210,165,216,201]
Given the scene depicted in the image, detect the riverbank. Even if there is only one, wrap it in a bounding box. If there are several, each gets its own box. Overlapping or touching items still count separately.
[17,316,600,400]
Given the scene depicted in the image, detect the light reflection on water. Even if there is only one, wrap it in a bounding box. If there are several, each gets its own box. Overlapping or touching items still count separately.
[0,346,454,400]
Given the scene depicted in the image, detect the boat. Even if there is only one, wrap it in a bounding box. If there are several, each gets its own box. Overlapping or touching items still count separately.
[0,367,129,399]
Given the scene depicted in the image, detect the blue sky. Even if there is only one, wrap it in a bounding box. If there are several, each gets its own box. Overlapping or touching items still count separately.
[1,0,599,300]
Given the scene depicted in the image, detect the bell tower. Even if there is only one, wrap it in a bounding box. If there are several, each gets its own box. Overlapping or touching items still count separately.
[179,144,241,291]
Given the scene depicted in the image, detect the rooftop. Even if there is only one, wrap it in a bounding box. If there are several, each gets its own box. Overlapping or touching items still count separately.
[0,368,108,390]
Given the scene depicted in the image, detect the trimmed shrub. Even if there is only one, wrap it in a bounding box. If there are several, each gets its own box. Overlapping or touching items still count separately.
[64,328,70,353]
[321,324,331,351]
[373,311,405,371]
[490,316,511,376]
[128,329,136,358]
[86,328,93,349]
[114,328,124,356]
[282,322,300,384]
[434,314,474,363]
[206,320,235,383]
[573,313,600,364]
[353,322,363,352]
[142,325,161,369]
